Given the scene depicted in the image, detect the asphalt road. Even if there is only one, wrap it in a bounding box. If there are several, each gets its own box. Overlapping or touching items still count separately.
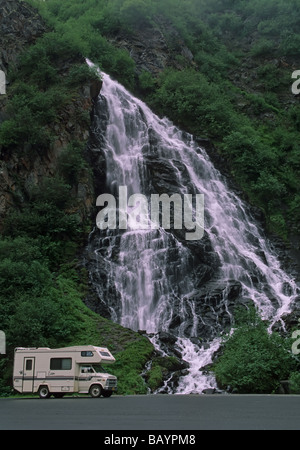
[1,394,300,431]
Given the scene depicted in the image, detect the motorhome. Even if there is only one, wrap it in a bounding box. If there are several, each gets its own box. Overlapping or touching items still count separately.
[13,345,117,398]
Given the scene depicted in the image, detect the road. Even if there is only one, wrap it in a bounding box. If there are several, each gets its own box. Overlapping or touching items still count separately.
[1,394,300,431]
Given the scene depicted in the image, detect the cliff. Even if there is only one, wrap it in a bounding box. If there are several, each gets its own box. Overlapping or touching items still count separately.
[107,15,195,76]
[1,0,300,397]
[0,0,101,229]
[0,0,46,71]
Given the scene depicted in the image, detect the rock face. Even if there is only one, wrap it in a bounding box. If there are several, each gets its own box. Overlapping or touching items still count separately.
[83,75,246,347]
[0,0,99,227]
[109,16,195,76]
[0,0,46,72]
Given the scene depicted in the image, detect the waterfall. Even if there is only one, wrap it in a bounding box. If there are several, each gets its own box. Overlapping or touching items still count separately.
[86,68,299,394]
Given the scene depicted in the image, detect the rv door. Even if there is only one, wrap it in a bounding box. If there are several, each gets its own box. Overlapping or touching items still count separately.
[22,357,35,392]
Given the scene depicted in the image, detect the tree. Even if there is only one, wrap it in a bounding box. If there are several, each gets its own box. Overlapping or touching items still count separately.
[120,0,152,30]
[213,307,296,393]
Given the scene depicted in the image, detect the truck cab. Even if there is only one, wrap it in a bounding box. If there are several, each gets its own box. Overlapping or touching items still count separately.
[78,364,117,398]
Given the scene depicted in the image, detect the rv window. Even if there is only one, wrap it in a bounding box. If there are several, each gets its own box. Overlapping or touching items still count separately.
[50,358,72,370]
[26,359,32,371]
[81,366,94,373]
[81,351,94,357]
[100,351,111,357]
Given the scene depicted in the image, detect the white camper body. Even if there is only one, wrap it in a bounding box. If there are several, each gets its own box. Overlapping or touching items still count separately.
[13,345,117,398]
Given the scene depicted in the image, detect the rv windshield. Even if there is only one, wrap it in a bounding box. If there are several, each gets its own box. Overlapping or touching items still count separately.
[81,365,108,374]
[92,364,108,373]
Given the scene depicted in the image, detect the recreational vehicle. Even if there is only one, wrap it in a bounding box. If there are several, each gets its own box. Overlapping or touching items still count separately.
[13,345,117,398]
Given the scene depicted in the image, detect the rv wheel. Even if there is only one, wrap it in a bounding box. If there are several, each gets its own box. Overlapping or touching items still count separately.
[89,384,102,398]
[38,386,51,399]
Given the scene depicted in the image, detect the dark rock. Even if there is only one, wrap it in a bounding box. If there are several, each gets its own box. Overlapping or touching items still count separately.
[90,79,103,100]
[0,0,47,72]
[193,280,242,306]
[108,16,195,77]
[279,380,292,395]
[202,388,216,394]
[157,331,177,346]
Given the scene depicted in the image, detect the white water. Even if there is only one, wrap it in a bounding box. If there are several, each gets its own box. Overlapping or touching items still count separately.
[88,67,299,394]
[175,337,222,394]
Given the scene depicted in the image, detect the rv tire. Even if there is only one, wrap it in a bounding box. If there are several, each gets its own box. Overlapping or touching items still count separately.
[38,385,51,399]
[89,384,102,398]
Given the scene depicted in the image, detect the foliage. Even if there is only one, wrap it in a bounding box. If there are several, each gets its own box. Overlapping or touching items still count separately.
[0,0,156,397]
[151,68,240,139]
[26,0,137,89]
[213,307,297,394]
[65,64,99,87]
[0,234,155,396]
[120,0,153,30]
[3,0,297,397]
[289,372,300,394]
[57,142,88,185]
[23,0,300,240]
[108,339,154,395]
[3,176,80,263]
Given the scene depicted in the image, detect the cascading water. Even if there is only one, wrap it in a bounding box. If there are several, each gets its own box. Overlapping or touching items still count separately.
[86,67,299,394]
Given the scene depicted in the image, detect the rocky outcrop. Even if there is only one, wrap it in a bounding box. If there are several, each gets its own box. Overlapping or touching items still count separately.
[0,0,46,72]
[108,16,195,76]
[0,1,101,228]
[0,87,97,229]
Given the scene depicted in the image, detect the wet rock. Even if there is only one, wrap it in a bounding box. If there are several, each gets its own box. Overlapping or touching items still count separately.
[202,388,216,394]
[90,78,103,100]
[157,331,177,346]
[193,280,242,306]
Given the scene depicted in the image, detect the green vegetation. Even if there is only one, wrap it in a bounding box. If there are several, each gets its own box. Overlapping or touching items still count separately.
[213,307,298,394]
[0,0,299,396]
[0,7,152,395]
[0,32,99,152]
[0,177,154,396]
[25,0,137,89]
[24,0,300,240]
[0,237,154,396]
[144,356,184,392]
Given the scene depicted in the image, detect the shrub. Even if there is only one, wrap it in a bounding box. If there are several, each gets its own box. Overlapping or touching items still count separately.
[213,307,296,393]
[29,176,73,209]
[58,142,87,185]
[138,71,156,94]
[289,372,300,394]
[66,64,100,87]
[120,0,152,30]
[0,107,51,150]
[251,39,275,57]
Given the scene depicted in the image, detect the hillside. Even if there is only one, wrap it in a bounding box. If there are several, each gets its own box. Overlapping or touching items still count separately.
[23,0,300,248]
[0,0,300,396]
[0,0,173,396]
